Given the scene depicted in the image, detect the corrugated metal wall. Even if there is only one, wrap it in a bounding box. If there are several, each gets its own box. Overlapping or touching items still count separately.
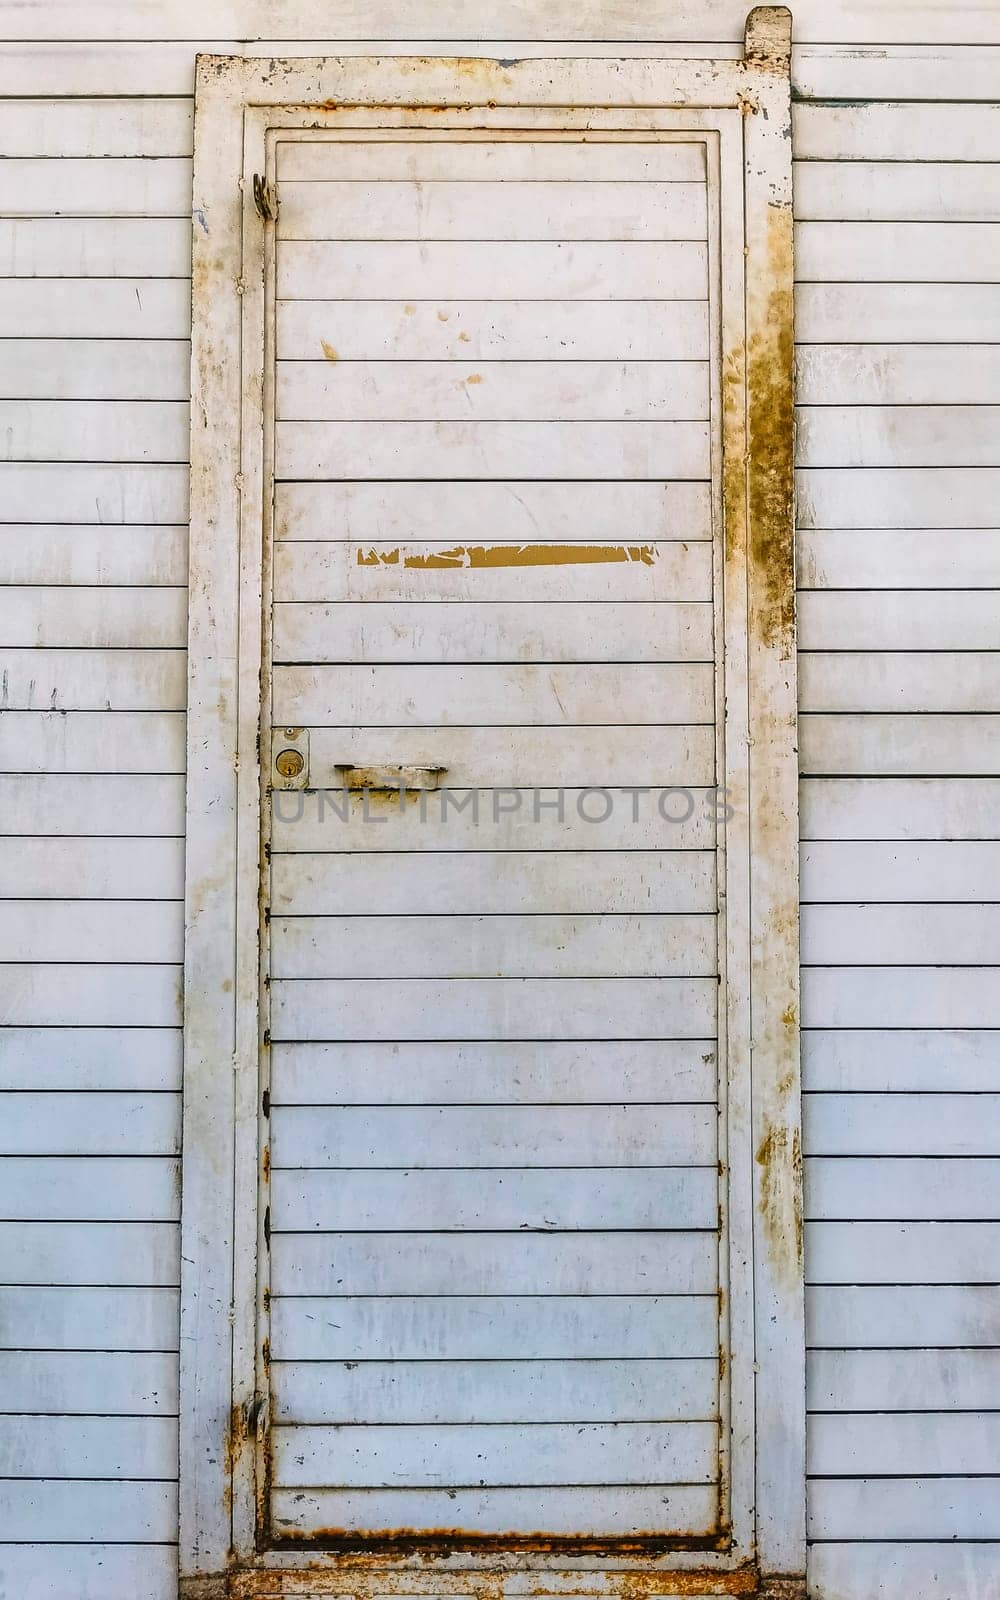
[0,8,997,1597]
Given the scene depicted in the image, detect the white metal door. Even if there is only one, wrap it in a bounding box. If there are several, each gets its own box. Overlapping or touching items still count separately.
[264,128,725,1545]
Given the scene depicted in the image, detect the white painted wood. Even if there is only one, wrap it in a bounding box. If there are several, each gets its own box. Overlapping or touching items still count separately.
[801,841,1000,902]
[271,974,717,1042]
[0,341,190,402]
[796,282,1000,345]
[793,44,1000,101]
[275,418,711,481]
[810,1411,1000,1474]
[3,39,999,99]
[272,1357,718,1424]
[0,837,184,899]
[277,359,711,421]
[798,528,1000,589]
[794,101,1000,161]
[0,1414,175,1478]
[270,1293,717,1360]
[0,965,181,1028]
[279,240,709,302]
[273,912,717,979]
[280,857,705,927]
[795,161,1000,222]
[797,221,1000,282]
[273,1485,718,1538]
[809,1478,1000,1542]
[0,1285,178,1351]
[0,775,185,838]
[0,712,185,774]
[274,600,713,660]
[0,157,192,215]
[0,1350,178,1413]
[0,1157,179,1221]
[807,1157,1000,1220]
[0,400,188,464]
[808,1349,1000,1411]
[797,345,1000,406]
[271,1167,718,1232]
[275,540,712,601]
[802,903,1000,965]
[804,1094,1000,1156]
[271,796,717,852]
[802,967,1000,1029]
[0,1546,176,1600]
[0,1093,179,1155]
[803,1029,1000,1093]
[275,478,712,541]
[801,776,1000,841]
[0,218,190,277]
[271,1231,716,1296]
[302,724,717,787]
[270,1104,717,1166]
[0,649,186,711]
[272,1420,717,1487]
[806,1220,1000,1283]
[270,1038,718,1105]
[796,470,1000,540]
[0,590,184,648]
[0,281,191,340]
[799,713,1000,776]
[800,652,1000,712]
[277,299,711,361]
[0,1480,177,1544]
[2,0,999,44]
[0,1028,181,1092]
[278,180,708,240]
[0,526,187,586]
[278,140,708,182]
[0,1221,179,1286]
[273,664,713,727]
[798,404,1000,468]
[0,98,193,157]
[808,1284,1000,1347]
[0,463,188,525]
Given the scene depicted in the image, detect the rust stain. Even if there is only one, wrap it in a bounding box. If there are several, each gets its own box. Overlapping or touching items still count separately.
[230,1570,758,1598]
[755,1121,803,1287]
[320,341,338,362]
[746,201,795,658]
[403,303,416,315]
[458,329,471,342]
[356,544,657,570]
[465,372,483,384]
[437,309,451,321]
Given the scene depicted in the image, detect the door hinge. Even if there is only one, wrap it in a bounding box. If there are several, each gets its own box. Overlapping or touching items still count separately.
[252,172,276,222]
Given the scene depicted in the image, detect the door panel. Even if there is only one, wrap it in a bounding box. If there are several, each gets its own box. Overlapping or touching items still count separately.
[262,130,723,1544]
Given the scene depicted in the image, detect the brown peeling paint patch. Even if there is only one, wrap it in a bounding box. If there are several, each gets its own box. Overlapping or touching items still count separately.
[755,1121,803,1288]
[320,341,338,362]
[746,201,795,658]
[357,544,656,570]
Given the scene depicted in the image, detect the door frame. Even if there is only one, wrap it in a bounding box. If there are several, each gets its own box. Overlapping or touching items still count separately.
[180,15,802,1596]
